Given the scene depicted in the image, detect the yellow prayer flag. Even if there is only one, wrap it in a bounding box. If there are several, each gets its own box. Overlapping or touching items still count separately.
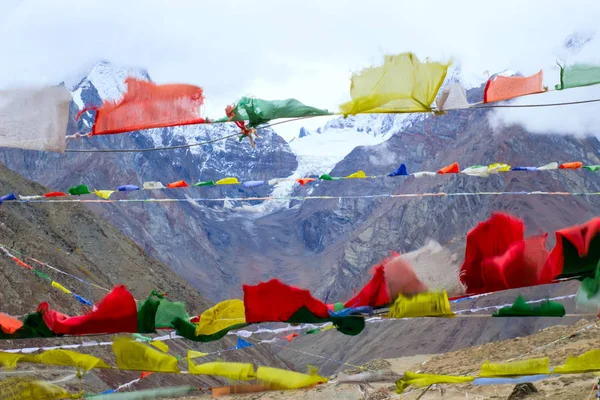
[187,360,256,380]
[112,337,179,373]
[187,350,208,360]
[0,353,33,370]
[345,170,367,179]
[216,177,240,185]
[553,350,600,374]
[39,349,110,373]
[488,163,511,172]
[340,53,450,115]
[195,299,246,336]
[321,325,334,331]
[51,281,72,295]
[396,372,473,394]
[94,189,115,200]
[256,366,327,389]
[0,378,73,400]
[150,341,169,353]
[479,358,549,377]
[388,291,454,319]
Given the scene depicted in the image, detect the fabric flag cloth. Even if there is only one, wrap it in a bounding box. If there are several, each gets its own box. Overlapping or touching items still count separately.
[553,349,600,374]
[484,70,544,103]
[0,377,74,400]
[67,184,91,196]
[559,162,582,169]
[413,171,436,178]
[117,185,140,191]
[43,192,66,198]
[0,353,33,370]
[285,333,300,342]
[555,64,600,90]
[81,78,205,135]
[340,53,450,115]
[51,281,71,295]
[243,279,330,323]
[388,292,454,318]
[37,349,110,373]
[474,374,552,386]
[511,166,537,171]
[346,170,367,179]
[488,163,511,172]
[0,312,54,339]
[584,165,600,172]
[112,337,180,373]
[167,180,188,188]
[90,386,194,400]
[438,162,459,174]
[220,97,331,128]
[256,366,327,389]
[296,178,316,186]
[195,299,246,336]
[216,177,239,185]
[187,360,256,380]
[195,180,215,187]
[388,163,408,177]
[382,255,429,299]
[143,181,165,190]
[462,166,489,177]
[460,213,554,294]
[396,372,474,394]
[547,217,600,280]
[344,265,390,308]
[537,162,558,170]
[150,341,169,353]
[575,260,600,313]
[493,296,565,317]
[243,180,265,188]
[319,174,341,181]
[480,358,550,377]
[40,285,137,335]
[187,350,207,360]
[0,313,23,334]
[0,193,17,203]
[0,86,71,153]
[94,189,114,200]
[435,83,469,111]
[236,338,253,349]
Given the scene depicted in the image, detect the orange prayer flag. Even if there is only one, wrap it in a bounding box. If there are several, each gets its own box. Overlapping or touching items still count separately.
[83,78,205,135]
[43,192,67,198]
[296,178,316,186]
[437,162,459,175]
[0,313,23,334]
[166,180,189,188]
[559,162,583,169]
[285,333,300,342]
[484,70,544,103]
[141,371,154,379]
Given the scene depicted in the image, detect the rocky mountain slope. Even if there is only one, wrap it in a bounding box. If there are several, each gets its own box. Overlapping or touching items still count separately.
[0,161,288,394]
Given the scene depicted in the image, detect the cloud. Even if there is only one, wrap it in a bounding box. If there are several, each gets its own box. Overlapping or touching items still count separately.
[1,0,600,138]
[368,141,397,167]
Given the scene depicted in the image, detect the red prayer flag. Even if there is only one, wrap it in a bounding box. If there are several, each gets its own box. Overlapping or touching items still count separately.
[243,279,329,323]
[85,78,205,135]
[437,162,459,175]
[141,371,154,379]
[44,192,67,198]
[296,178,316,186]
[285,333,300,342]
[167,180,189,188]
[559,162,583,169]
[344,265,390,308]
[39,285,137,335]
[484,70,544,103]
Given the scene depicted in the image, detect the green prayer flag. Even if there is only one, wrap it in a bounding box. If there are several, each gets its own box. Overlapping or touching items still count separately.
[137,296,160,334]
[172,317,247,343]
[33,270,51,281]
[286,306,365,336]
[131,333,153,342]
[194,180,215,187]
[0,312,56,339]
[578,260,600,299]
[319,174,340,181]
[305,329,320,335]
[155,300,190,329]
[218,97,332,128]
[492,295,565,317]
[584,165,600,172]
[67,184,91,196]
[556,64,600,90]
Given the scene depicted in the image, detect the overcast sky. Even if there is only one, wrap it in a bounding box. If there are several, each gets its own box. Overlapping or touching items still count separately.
[1,0,600,139]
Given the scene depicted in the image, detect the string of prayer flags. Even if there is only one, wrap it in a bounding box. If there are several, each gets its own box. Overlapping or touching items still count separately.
[553,349,600,374]
[559,161,583,169]
[79,78,205,135]
[396,372,474,394]
[219,97,331,128]
[0,86,71,153]
[484,70,544,103]
[112,337,180,373]
[479,358,550,377]
[388,291,454,319]
[256,366,328,389]
[340,53,450,115]
[493,295,565,317]
[556,64,600,90]
[438,162,459,174]
[187,360,256,380]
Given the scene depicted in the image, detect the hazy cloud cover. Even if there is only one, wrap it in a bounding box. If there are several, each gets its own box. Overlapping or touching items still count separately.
[1,0,600,138]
